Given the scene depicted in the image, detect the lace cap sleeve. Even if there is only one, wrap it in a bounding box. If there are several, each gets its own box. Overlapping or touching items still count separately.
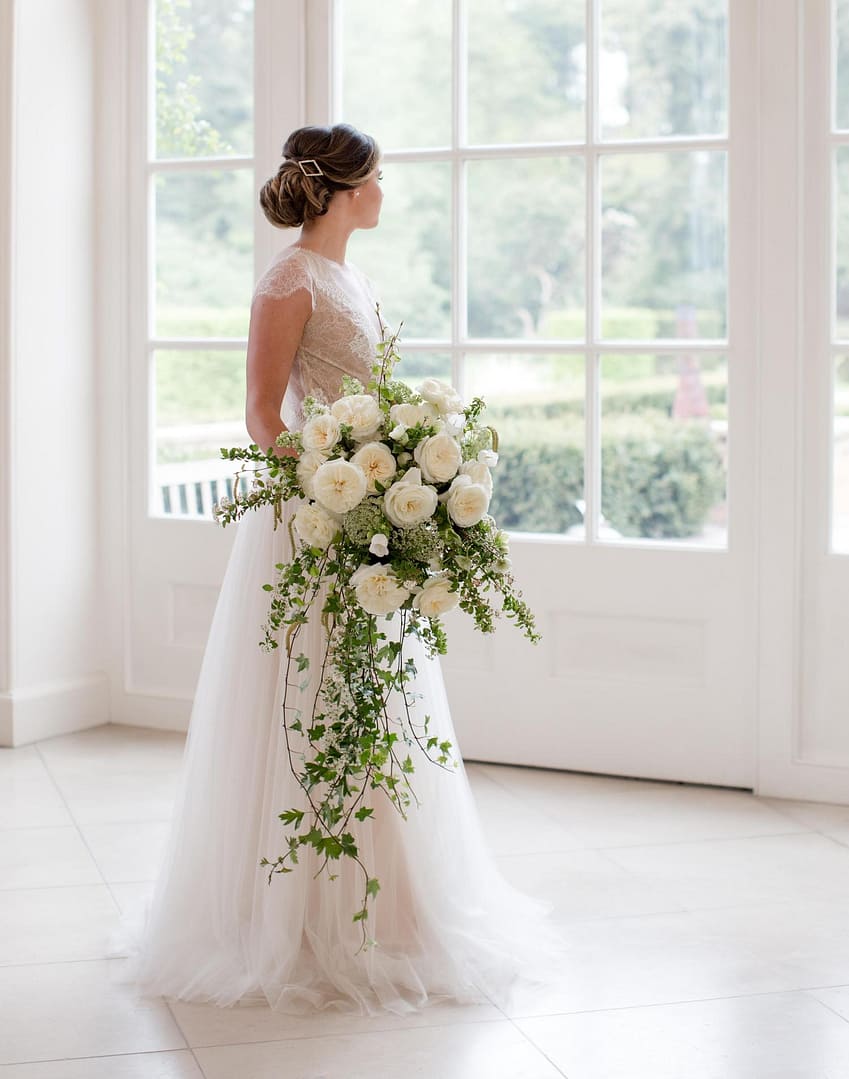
[252,251,316,309]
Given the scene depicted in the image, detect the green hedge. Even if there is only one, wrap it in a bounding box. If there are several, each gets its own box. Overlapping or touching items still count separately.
[489,412,725,538]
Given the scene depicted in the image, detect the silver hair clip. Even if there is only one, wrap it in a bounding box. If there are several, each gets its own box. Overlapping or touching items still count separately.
[296,158,324,177]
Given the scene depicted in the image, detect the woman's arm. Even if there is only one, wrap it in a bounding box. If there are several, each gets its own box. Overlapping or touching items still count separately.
[245,287,313,459]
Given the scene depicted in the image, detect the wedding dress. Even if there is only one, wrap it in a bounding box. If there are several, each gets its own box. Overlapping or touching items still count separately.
[109,243,569,1016]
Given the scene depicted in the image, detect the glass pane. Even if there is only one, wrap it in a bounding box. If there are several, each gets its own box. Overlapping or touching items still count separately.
[154,0,253,159]
[154,350,250,518]
[834,356,849,553]
[155,168,253,338]
[599,0,727,140]
[394,352,453,386]
[836,0,849,130]
[600,352,727,545]
[467,0,585,145]
[339,0,451,150]
[601,151,727,339]
[463,353,586,537]
[836,148,849,338]
[467,156,585,339]
[350,162,451,338]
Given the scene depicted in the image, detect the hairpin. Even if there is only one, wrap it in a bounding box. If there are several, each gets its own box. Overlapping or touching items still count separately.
[296,159,324,177]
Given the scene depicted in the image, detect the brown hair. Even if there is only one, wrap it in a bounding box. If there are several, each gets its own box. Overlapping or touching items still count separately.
[259,123,381,229]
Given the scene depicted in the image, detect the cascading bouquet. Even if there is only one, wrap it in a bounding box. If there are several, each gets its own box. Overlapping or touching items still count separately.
[212,313,539,950]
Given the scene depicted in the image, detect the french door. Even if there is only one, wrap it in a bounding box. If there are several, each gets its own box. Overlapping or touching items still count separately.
[109,0,849,803]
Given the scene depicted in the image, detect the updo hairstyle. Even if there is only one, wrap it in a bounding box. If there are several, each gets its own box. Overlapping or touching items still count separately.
[259,123,381,229]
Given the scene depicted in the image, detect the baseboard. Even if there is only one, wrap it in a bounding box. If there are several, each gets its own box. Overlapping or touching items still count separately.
[108,686,192,733]
[0,672,111,747]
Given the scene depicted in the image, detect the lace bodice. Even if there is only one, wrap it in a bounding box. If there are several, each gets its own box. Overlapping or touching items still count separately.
[252,245,385,432]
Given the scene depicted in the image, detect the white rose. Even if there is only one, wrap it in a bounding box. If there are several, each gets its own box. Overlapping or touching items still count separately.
[389,401,439,428]
[350,562,410,616]
[383,467,439,528]
[369,532,389,557]
[413,575,460,617]
[295,449,329,499]
[418,377,463,415]
[413,433,462,484]
[301,413,341,452]
[350,441,397,494]
[330,394,383,441]
[293,502,338,550]
[446,473,490,528]
[459,459,493,497]
[478,449,499,467]
[312,458,367,514]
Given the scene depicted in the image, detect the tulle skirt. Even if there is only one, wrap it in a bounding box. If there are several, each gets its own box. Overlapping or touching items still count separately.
[108,500,570,1016]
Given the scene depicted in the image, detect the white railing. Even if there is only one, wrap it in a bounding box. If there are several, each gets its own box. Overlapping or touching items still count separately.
[157,457,251,518]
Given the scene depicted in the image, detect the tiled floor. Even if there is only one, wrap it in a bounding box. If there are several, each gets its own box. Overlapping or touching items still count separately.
[2,725,849,1077]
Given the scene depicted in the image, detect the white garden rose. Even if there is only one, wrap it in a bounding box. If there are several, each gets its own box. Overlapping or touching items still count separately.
[413,433,462,484]
[389,401,438,428]
[417,377,463,415]
[413,575,460,617]
[350,441,397,494]
[301,413,341,452]
[293,502,338,550]
[459,458,493,497]
[383,467,439,528]
[330,393,383,441]
[446,473,490,528]
[312,458,367,514]
[350,562,410,616]
[295,449,329,499]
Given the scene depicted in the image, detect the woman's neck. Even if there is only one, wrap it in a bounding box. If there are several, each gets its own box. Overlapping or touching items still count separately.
[297,216,353,263]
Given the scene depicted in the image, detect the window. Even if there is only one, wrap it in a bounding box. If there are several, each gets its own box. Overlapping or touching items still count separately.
[149,0,254,518]
[341,0,729,544]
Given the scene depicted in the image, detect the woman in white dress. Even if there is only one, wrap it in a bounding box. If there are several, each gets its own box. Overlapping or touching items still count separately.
[113,123,569,1017]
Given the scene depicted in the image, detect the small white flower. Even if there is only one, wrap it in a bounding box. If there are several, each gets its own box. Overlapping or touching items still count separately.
[389,423,408,442]
[301,413,341,452]
[293,502,338,550]
[350,562,410,616]
[313,458,368,514]
[368,532,390,557]
[413,432,463,484]
[350,441,397,494]
[414,574,460,617]
[477,449,499,467]
[383,467,439,528]
[442,412,465,436]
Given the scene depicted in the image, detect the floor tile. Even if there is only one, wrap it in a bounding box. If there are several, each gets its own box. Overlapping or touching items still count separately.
[0,749,72,830]
[601,831,849,910]
[516,990,849,1078]
[478,763,808,848]
[0,1050,204,1078]
[0,827,101,890]
[37,726,185,825]
[0,959,185,1065]
[0,885,122,965]
[77,821,172,883]
[170,994,501,1048]
[499,898,849,1018]
[193,1020,564,1079]
[494,848,689,922]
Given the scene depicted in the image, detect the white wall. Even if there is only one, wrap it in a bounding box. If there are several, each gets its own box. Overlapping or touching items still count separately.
[0,0,108,745]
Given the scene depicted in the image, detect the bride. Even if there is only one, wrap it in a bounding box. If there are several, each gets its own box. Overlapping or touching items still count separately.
[113,122,569,1016]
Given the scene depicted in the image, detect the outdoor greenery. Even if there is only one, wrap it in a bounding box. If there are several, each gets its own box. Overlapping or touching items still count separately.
[153,0,736,539]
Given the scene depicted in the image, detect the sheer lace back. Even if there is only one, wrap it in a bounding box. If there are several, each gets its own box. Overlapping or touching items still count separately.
[252,246,385,431]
